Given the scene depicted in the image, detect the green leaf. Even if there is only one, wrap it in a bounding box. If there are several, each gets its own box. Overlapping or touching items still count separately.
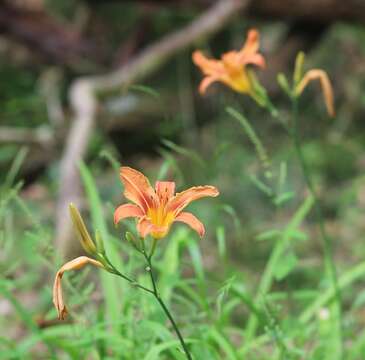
[226,106,271,171]
[273,191,295,206]
[207,328,238,360]
[78,161,123,336]
[161,139,206,169]
[215,226,226,258]
[130,84,161,99]
[255,229,281,242]
[249,174,273,197]
[273,251,298,281]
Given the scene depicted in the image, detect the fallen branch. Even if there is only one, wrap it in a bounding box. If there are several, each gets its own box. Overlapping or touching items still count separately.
[0,4,99,68]
[88,0,365,23]
[56,0,249,257]
[0,126,53,147]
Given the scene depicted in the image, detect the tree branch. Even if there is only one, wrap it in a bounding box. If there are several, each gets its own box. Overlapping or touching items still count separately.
[56,0,249,257]
[0,4,99,68]
[0,126,53,147]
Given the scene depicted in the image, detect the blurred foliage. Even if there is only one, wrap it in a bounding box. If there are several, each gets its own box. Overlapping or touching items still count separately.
[1,1,365,359]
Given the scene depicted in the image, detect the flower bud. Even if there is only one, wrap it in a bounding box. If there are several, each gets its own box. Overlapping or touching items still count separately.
[293,51,305,85]
[125,231,139,249]
[277,73,291,97]
[69,203,97,255]
[94,230,105,255]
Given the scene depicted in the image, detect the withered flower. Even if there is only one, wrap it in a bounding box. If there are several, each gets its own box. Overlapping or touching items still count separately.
[295,69,335,117]
[53,256,104,320]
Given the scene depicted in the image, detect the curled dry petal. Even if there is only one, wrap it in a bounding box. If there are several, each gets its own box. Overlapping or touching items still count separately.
[175,211,205,238]
[295,69,335,117]
[53,256,104,320]
[120,167,157,212]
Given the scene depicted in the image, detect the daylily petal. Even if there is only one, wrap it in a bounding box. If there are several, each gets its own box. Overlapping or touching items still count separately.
[221,51,240,70]
[295,69,335,117]
[237,30,266,68]
[239,29,260,58]
[53,256,104,320]
[167,185,219,215]
[221,72,251,94]
[137,216,168,239]
[199,76,221,94]
[245,53,266,68]
[116,166,219,241]
[155,181,175,205]
[192,51,225,76]
[175,211,205,238]
[120,167,158,212]
[193,29,265,99]
[114,203,144,225]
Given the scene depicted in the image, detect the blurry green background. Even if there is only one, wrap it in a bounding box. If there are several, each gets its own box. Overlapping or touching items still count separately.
[1,0,365,359]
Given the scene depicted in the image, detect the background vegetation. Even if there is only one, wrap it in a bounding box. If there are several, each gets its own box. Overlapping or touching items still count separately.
[1,0,365,359]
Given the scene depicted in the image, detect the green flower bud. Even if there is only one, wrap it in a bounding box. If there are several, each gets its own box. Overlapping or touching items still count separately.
[277,73,292,97]
[94,230,105,255]
[69,203,97,255]
[293,51,305,86]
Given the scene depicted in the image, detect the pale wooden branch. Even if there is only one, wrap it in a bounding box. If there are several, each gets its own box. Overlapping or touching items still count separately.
[0,4,97,68]
[87,0,365,23]
[56,0,249,257]
[39,68,65,128]
[0,126,53,147]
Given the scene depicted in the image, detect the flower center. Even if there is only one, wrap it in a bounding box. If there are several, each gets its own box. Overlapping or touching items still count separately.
[147,206,175,239]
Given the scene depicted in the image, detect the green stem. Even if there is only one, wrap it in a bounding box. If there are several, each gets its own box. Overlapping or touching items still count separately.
[291,97,342,355]
[240,260,365,355]
[102,256,154,294]
[101,243,191,358]
[144,252,192,360]
[245,195,314,341]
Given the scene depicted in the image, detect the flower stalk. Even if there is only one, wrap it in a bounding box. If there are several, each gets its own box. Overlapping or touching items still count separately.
[290,97,342,356]
[142,245,193,360]
[53,165,219,359]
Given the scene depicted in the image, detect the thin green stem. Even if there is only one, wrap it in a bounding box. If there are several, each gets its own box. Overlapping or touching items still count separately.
[102,256,154,294]
[144,252,192,360]
[245,195,314,341]
[291,97,342,356]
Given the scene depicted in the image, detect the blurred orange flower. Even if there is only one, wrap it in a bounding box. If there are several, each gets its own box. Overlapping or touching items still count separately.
[295,69,335,117]
[53,256,104,320]
[192,29,265,96]
[114,167,219,239]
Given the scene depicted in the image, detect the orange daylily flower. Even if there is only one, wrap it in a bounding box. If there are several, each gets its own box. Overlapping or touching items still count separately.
[295,69,335,117]
[114,167,219,239]
[192,29,266,96]
[53,256,104,320]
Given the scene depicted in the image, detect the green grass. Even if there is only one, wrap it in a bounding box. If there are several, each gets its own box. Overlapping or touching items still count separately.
[2,137,365,359]
[1,26,365,358]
